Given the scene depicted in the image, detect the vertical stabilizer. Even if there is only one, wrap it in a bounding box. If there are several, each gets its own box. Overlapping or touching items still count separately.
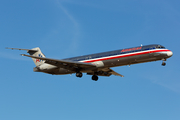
[28,47,45,66]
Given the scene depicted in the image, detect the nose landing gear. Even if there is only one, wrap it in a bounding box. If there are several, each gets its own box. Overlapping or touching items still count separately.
[162,61,166,66]
[162,59,166,66]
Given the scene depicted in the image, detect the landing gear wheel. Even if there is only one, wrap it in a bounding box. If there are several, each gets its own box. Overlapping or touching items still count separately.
[76,72,83,78]
[162,62,166,66]
[92,75,98,81]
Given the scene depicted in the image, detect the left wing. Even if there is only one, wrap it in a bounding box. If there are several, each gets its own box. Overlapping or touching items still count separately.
[21,54,96,71]
[21,54,124,77]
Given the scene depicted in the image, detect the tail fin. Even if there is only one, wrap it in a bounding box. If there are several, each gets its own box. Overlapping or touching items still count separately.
[28,47,46,66]
[6,47,45,66]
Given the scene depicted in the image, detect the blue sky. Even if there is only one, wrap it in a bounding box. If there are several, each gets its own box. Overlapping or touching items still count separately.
[0,0,180,120]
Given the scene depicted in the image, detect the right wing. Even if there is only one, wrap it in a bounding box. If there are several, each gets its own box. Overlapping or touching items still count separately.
[108,68,124,77]
[87,68,124,77]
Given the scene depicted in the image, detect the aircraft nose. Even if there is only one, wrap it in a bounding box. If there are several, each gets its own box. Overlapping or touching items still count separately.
[167,51,173,57]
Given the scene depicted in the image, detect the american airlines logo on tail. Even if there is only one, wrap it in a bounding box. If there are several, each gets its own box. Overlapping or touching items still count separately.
[36,54,43,62]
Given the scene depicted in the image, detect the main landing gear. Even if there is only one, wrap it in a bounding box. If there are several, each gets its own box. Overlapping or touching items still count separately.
[76,72,99,81]
[76,72,83,78]
[92,75,98,81]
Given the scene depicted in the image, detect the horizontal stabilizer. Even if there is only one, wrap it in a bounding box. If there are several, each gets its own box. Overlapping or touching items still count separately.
[6,47,38,52]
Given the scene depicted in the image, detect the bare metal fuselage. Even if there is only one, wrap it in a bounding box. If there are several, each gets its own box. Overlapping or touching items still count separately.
[8,44,173,80]
[36,48,172,75]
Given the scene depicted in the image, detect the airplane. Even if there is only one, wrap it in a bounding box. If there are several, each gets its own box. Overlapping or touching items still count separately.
[7,44,173,81]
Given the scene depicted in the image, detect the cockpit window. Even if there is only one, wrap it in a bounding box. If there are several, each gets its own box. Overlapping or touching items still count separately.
[156,45,165,49]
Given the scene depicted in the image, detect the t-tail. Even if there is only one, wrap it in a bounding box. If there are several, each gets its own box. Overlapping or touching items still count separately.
[29,47,45,66]
[6,47,45,66]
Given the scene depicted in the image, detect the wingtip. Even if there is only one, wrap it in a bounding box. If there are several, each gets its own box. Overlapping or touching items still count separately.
[5,47,12,49]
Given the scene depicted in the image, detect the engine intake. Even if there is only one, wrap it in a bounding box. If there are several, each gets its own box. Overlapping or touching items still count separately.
[38,64,57,70]
[91,61,104,67]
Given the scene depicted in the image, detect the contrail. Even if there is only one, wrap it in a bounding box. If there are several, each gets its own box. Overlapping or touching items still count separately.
[56,0,81,55]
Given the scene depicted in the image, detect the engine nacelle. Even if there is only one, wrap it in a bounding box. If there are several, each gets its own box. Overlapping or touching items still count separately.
[91,61,104,67]
[38,63,57,70]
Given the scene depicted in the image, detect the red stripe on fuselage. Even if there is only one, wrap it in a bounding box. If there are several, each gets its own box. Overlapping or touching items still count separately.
[82,49,171,63]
